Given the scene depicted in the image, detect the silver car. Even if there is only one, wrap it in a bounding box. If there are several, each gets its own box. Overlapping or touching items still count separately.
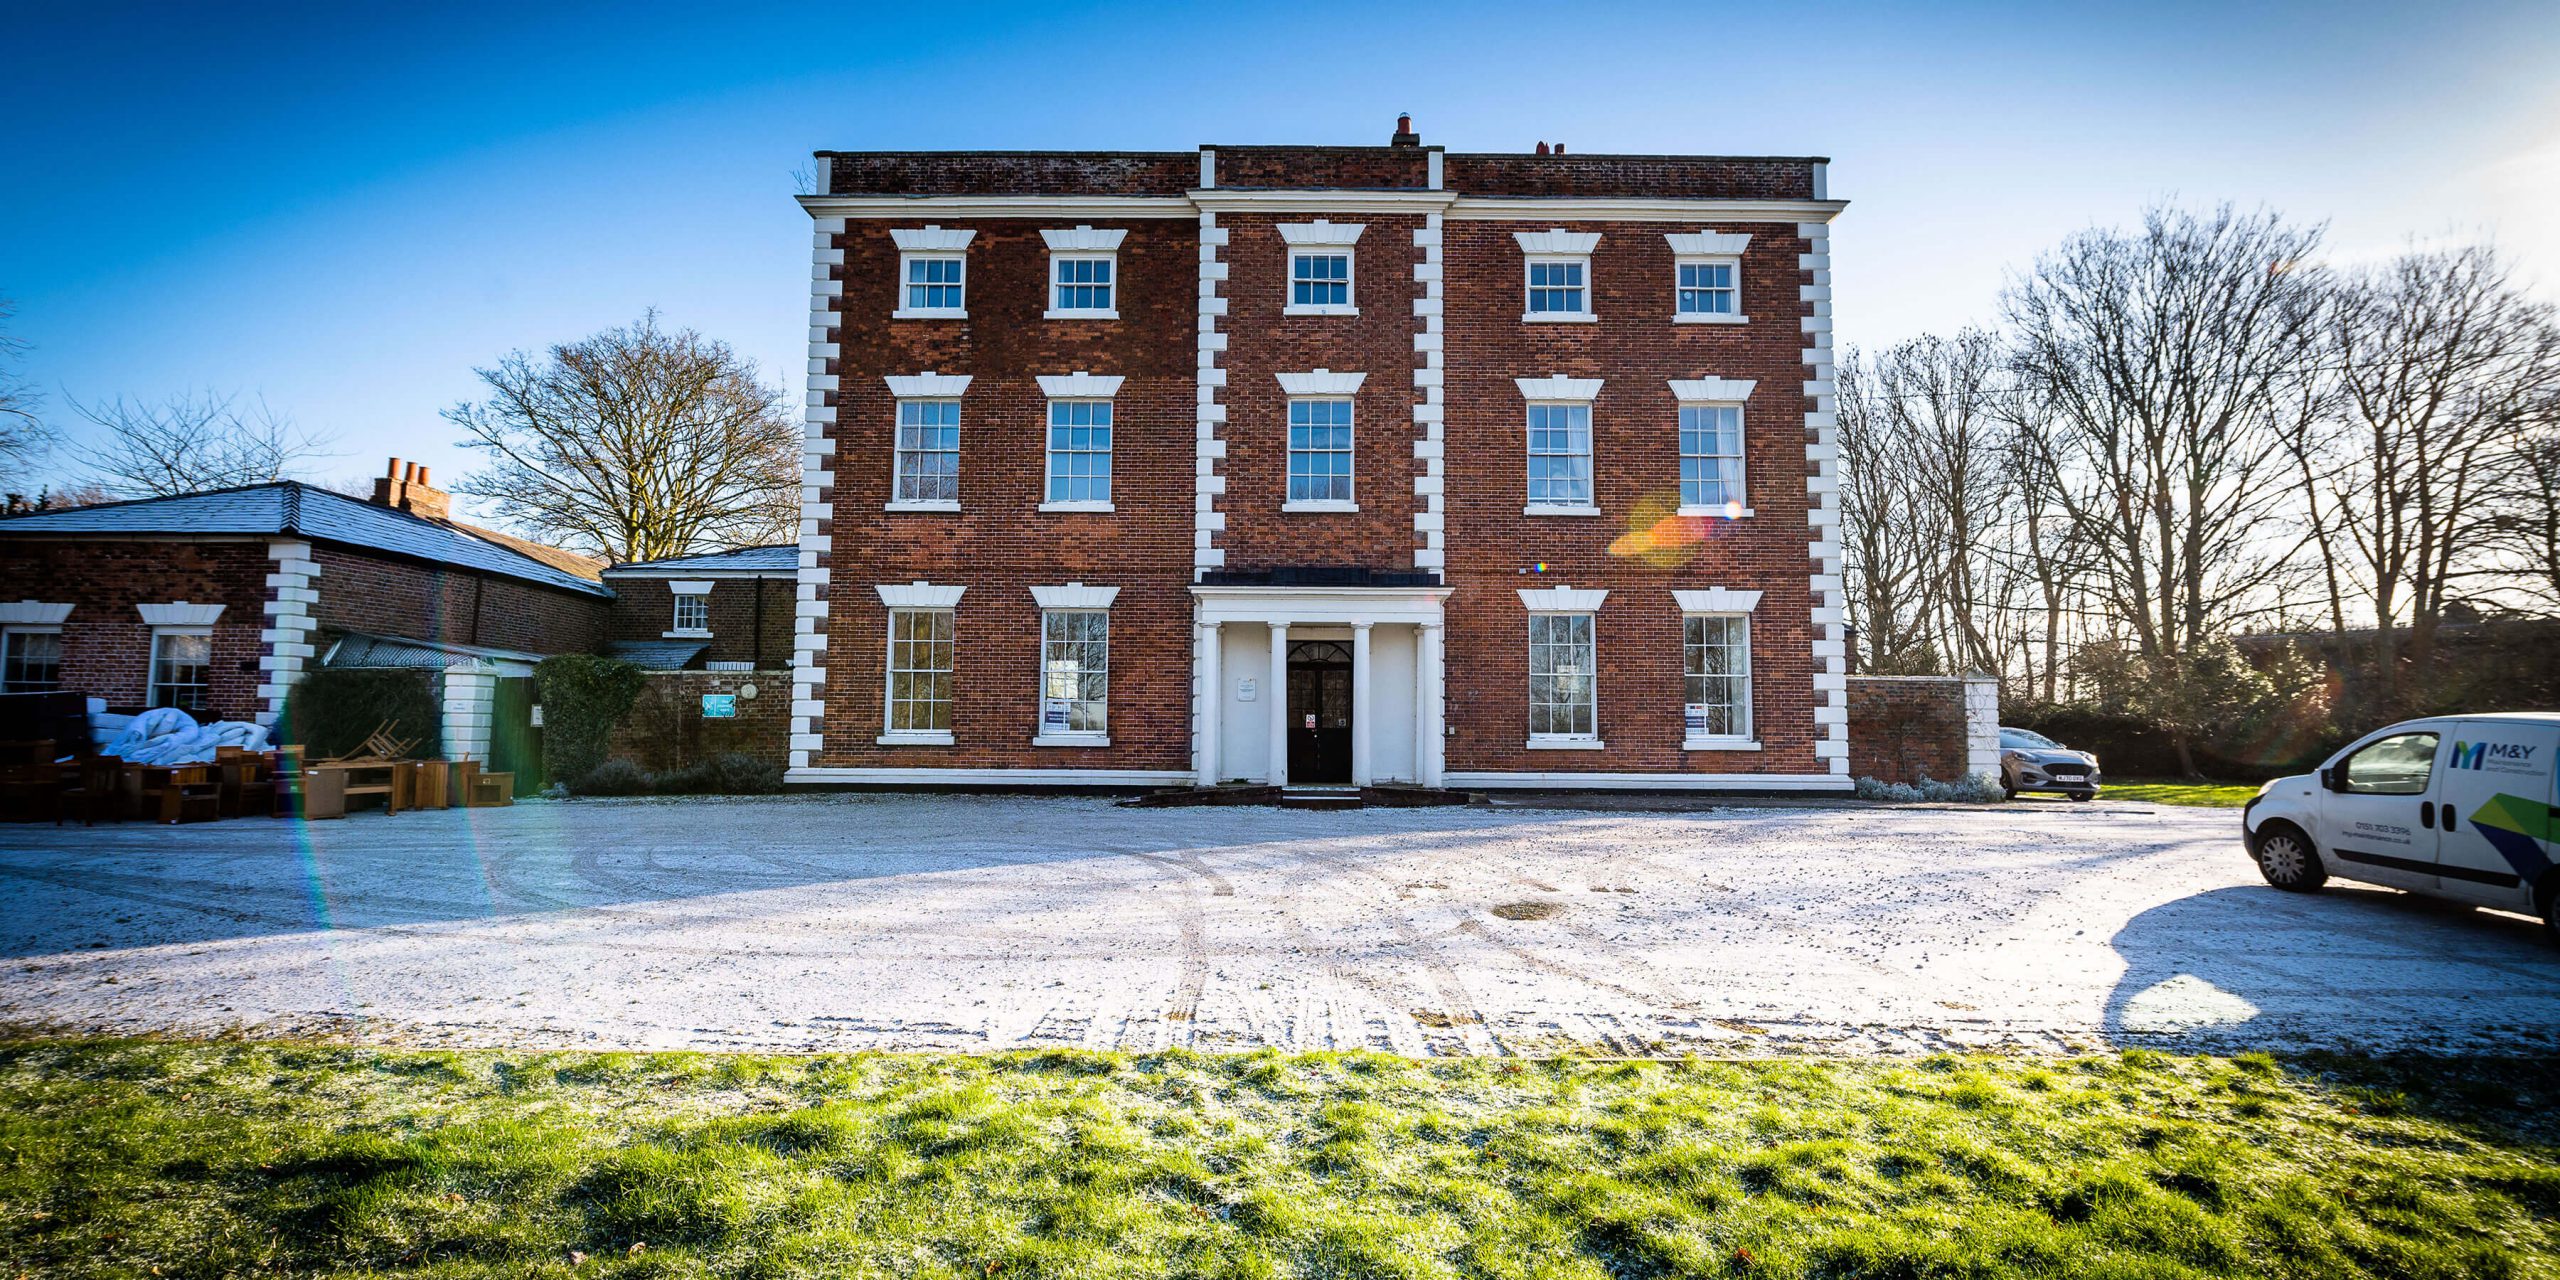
[2000,726,2102,801]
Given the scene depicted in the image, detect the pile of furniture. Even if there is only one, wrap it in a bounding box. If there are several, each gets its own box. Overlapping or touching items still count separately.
[0,738,515,825]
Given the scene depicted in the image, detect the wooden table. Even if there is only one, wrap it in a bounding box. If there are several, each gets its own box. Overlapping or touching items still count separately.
[131,764,219,824]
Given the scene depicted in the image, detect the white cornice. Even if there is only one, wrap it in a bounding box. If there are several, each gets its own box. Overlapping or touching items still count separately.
[1517,586,1608,613]
[801,195,1196,221]
[137,601,224,627]
[1028,582,1121,610]
[0,601,72,626]
[875,581,965,609]
[883,372,973,397]
[1673,588,1763,613]
[889,225,976,251]
[1669,377,1758,403]
[1666,231,1753,256]
[1277,220,1366,246]
[1514,375,1604,402]
[1036,372,1125,398]
[1275,369,1368,396]
[1514,228,1602,255]
[1040,225,1127,252]
[1456,197,1849,224]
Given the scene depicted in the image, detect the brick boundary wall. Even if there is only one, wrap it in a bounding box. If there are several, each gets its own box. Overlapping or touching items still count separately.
[1846,675,1998,785]
[607,670,792,772]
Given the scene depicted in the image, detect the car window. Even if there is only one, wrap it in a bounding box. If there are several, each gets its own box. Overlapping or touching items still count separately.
[2340,731,2439,796]
[2000,728,2058,749]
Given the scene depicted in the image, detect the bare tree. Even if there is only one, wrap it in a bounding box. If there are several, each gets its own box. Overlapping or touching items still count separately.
[2502,423,2560,614]
[70,391,334,498]
[447,312,798,563]
[2005,205,2330,773]
[0,296,51,492]
[2305,244,2560,713]
[1836,349,1943,673]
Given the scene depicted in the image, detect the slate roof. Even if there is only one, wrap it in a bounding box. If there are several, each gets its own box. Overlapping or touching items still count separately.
[0,482,613,597]
[605,639,710,670]
[605,544,798,575]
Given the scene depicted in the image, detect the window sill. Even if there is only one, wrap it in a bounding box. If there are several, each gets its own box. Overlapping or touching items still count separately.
[1673,313,1749,325]
[1521,312,1598,324]
[661,629,713,640]
[1683,738,1762,752]
[884,500,961,513]
[1043,308,1119,321]
[1038,500,1117,514]
[1283,500,1360,514]
[1032,734,1110,748]
[891,308,968,320]
[876,730,956,747]
[1525,737,1606,751]
[1283,304,1360,317]
[1522,504,1602,517]
[1674,505,1757,519]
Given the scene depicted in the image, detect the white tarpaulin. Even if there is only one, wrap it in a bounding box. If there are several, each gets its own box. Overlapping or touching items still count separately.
[101,707,271,766]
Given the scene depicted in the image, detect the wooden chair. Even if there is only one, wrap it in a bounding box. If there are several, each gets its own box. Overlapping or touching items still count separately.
[218,750,278,819]
[58,757,124,825]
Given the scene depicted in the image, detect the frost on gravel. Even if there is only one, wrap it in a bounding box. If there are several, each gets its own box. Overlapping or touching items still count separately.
[2,795,2554,1056]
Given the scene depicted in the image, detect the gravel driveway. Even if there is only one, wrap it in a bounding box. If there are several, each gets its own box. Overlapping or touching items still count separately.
[3,795,2553,1056]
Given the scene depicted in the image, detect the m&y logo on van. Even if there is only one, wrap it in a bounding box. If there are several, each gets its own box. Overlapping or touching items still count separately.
[2451,740,2534,770]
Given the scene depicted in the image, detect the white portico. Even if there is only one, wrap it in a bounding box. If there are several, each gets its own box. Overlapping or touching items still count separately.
[1190,585,1451,788]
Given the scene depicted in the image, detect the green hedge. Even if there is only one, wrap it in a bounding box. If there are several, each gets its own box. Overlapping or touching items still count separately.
[278,668,443,759]
[534,654,645,784]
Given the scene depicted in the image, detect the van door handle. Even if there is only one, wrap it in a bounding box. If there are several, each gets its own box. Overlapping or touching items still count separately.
[2420,803,2435,830]
[2440,802,2458,831]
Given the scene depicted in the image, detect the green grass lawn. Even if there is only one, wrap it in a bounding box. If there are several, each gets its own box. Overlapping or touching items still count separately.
[2094,780,2265,808]
[4,1041,2556,1278]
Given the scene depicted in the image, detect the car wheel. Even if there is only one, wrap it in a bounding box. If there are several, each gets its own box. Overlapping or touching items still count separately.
[2254,822,2326,893]
[2002,784,2018,802]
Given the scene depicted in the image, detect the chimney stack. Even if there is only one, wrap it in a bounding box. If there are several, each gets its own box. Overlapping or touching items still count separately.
[1535,141,1549,155]
[371,455,451,521]
[1389,113,1420,147]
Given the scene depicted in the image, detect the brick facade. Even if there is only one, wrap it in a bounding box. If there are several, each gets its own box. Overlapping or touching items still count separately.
[608,670,791,771]
[796,126,1853,789]
[605,576,795,668]
[307,546,607,657]
[1845,676,1969,784]
[0,537,274,719]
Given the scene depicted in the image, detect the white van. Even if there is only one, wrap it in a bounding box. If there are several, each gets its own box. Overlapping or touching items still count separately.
[2243,713,2558,942]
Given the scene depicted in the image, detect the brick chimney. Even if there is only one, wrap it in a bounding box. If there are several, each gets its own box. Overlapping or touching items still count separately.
[1389,113,1420,147]
[371,457,450,521]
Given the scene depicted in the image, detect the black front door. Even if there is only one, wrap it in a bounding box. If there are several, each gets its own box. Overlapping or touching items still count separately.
[1286,640,1353,784]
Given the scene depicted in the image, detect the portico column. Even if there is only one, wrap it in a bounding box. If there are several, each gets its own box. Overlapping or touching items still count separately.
[1266,621,1290,786]
[1417,621,1446,788]
[1195,621,1222,787]
[1350,621,1374,786]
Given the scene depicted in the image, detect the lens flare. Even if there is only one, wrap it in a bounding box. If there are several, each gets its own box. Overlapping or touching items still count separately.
[1608,490,1734,568]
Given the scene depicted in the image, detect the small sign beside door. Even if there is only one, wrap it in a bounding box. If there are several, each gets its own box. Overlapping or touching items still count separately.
[1304,712,1317,730]
[1043,698,1072,732]
[701,693,738,720]
[1235,677,1257,702]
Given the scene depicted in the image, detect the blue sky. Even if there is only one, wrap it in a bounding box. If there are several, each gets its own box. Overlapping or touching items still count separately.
[8,0,2557,519]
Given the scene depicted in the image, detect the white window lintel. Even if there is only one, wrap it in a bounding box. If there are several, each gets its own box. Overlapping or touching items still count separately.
[667,579,716,597]
[1279,220,1366,247]
[875,582,966,609]
[1517,586,1608,613]
[1041,225,1127,252]
[1669,377,1758,403]
[1673,588,1763,614]
[1029,583,1121,610]
[1277,369,1368,397]
[1514,228,1602,255]
[137,602,225,627]
[1665,231,1751,256]
[883,372,973,398]
[1036,372,1125,398]
[0,601,73,626]
[891,225,976,252]
[1514,376,1603,402]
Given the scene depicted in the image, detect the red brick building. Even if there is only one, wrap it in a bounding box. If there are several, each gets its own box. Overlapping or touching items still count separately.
[792,121,1850,791]
[0,463,612,757]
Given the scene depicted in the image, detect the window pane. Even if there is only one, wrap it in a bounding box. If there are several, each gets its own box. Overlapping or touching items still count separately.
[1684,615,1751,738]
[1528,614,1596,737]
[150,632,212,713]
[2,631,62,693]
[1679,405,1745,507]
[887,608,955,731]
[1287,398,1354,501]
[2343,732,2437,795]
[1040,610,1108,735]
[895,399,962,502]
[1045,400,1114,503]
[1525,403,1593,506]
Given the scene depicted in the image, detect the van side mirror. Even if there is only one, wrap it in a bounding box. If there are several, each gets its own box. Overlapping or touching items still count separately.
[2319,765,2343,792]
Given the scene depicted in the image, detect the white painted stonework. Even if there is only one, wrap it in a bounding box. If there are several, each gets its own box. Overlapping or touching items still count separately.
[256,542,319,727]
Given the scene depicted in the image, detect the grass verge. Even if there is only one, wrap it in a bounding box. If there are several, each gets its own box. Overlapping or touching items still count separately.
[2,1040,2555,1278]
[2099,780,2264,808]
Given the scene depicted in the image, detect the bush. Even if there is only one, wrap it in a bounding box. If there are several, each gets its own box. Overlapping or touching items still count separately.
[1855,772,2005,804]
[570,758,653,797]
[570,752,784,798]
[278,668,442,758]
[535,655,646,784]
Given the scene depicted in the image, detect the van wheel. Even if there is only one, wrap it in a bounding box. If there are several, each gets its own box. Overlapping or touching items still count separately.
[2538,880,2559,948]
[2254,822,2326,893]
